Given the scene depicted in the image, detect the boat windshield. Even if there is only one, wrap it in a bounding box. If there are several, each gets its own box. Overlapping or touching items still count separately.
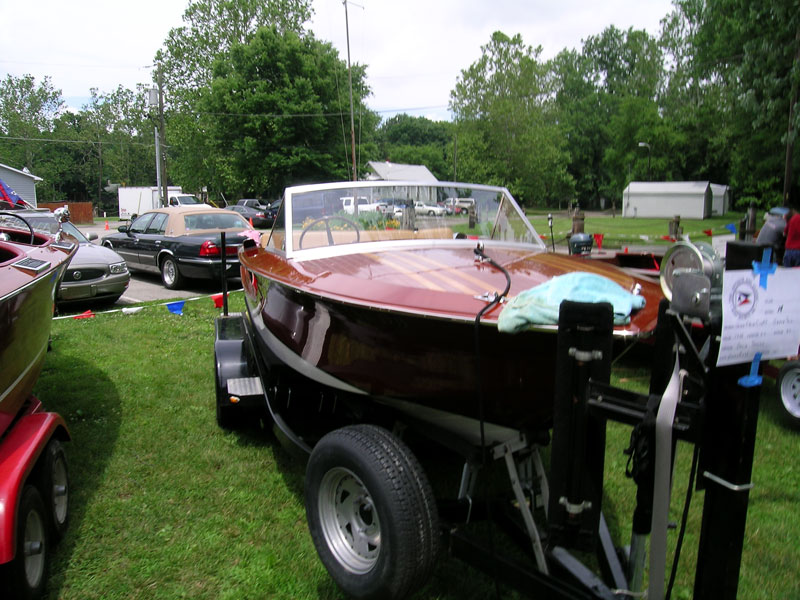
[0,213,90,243]
[268,182,545,257]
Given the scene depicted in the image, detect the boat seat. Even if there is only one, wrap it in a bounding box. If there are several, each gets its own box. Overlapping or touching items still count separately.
[0,242,23,265]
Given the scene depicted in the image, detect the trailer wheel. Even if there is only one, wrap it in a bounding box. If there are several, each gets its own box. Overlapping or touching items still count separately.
[38,439,69,540]
[305,425,439,600]
[160,256,183,290]
[214,357,239,430]
[3,485,50,600]
[777,360,800,426]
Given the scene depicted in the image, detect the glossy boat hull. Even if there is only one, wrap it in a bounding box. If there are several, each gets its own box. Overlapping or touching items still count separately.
[240,242,662,431]
[0,231,75,437]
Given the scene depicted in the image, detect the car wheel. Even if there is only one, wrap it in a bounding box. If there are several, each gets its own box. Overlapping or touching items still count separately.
[305,425,439,600]
[160,256,183,290]
[777,360,800,427]
[38,440,69,540]
[1,485,49,600]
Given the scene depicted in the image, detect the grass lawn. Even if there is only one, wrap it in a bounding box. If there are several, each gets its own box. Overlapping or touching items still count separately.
[35,292,798,599]
[526,211,748,250]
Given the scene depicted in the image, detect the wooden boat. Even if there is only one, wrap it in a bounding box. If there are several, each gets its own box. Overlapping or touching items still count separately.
[0,211,76,437]
[238,181,662,438]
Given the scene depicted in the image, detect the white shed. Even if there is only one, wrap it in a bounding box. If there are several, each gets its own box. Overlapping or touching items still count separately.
[622,181,713,219]
[0,162,42,207]
[710,183,730,216]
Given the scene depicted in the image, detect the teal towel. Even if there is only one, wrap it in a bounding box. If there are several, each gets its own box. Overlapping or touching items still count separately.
[498,272,646,332]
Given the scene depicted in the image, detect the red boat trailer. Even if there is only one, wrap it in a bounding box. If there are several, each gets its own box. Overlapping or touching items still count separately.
[0,400,71,599]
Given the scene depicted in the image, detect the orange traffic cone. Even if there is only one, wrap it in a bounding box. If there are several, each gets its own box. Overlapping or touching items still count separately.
[104,221,109,230]
[249,217,254,228]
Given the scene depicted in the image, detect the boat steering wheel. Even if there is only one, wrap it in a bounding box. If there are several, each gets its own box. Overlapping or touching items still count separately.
[0,211,35,245]
[298,216,360,249]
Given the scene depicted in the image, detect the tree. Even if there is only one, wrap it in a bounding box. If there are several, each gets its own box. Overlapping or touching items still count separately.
[0,74,63,171]
[154,0,315,198]
[675,0,800,207]
[450,32,573,206]
[196,26,375,199]
[157,0,313,103]
[373,115,454,180]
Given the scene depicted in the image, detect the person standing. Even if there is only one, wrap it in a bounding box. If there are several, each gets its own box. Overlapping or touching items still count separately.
[783,208,800,267]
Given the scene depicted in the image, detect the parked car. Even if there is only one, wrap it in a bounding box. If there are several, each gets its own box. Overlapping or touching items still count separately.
[236,198,270,210]
[413,201,446,217]
[0,210,130,304]
[101,206,259,289]
[229,203,276,228]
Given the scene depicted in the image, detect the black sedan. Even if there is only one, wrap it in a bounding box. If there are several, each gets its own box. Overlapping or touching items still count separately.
[227,204,275,228]
[101,206,260,289]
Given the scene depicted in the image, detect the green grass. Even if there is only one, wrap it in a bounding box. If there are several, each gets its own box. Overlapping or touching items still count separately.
[526,211,747,250]
[35,295,799,599]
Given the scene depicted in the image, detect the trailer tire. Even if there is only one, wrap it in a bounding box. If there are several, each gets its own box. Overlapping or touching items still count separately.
[38,439,69,541]
[2,485,50,600]
[305,425,439,600]
[777,360,800,427]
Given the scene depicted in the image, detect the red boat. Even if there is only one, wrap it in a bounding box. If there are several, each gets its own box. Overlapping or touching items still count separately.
[236,181,662,438]
[1,210,75,598]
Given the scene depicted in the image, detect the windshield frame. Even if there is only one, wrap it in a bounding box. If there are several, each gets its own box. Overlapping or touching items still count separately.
[269,180,544,260]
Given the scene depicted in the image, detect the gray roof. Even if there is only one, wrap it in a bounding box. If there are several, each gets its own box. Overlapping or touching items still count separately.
[366,161,438,182]
[0,162,42,182]
[624,181,710,195]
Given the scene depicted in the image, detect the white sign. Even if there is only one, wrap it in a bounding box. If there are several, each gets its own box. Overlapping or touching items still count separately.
[717,268,800,367]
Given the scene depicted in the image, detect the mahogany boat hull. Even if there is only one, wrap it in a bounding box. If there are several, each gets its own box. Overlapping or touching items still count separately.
[240,243,662,432]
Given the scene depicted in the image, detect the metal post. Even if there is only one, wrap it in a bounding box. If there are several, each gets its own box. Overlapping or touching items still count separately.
[693,242,762,599]
[220,232,228,316]
[343,1,357,181]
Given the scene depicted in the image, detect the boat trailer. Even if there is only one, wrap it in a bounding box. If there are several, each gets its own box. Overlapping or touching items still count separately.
[214,240,786,599]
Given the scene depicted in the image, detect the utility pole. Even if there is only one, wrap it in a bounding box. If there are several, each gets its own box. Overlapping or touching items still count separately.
[343,0,357,181]
[158,69,169,206]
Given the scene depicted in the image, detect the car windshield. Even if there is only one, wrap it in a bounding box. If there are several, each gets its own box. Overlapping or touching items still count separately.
[268,182,544,257]
[0,214,89,243]
[184,212,249,231]
[175,195,200,204]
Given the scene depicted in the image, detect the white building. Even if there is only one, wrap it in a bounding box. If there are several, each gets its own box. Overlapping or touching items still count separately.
[0,162,42,207]
[622,181,714,219]
[710,183,730,216]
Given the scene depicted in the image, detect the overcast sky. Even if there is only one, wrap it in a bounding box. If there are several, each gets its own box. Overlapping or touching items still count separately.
[1,0,674,121]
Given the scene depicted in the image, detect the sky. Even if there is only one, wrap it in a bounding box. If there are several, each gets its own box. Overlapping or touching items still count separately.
[0,0,674,122]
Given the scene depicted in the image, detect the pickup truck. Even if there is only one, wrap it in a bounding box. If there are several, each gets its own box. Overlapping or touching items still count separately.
[341,197,388,215]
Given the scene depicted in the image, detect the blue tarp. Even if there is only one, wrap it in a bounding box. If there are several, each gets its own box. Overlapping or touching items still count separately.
[498,271,646,332]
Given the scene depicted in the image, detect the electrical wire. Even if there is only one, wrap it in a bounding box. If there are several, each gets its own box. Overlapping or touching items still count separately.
[471,242,512,599]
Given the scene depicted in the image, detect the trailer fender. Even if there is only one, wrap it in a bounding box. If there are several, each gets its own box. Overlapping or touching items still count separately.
[0,411,70,564]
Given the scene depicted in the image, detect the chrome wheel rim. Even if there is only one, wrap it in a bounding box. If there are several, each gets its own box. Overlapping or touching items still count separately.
[23,508,45,588]
[318,467,380,574]
[163,260,176,285]
[780,365,800,419]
